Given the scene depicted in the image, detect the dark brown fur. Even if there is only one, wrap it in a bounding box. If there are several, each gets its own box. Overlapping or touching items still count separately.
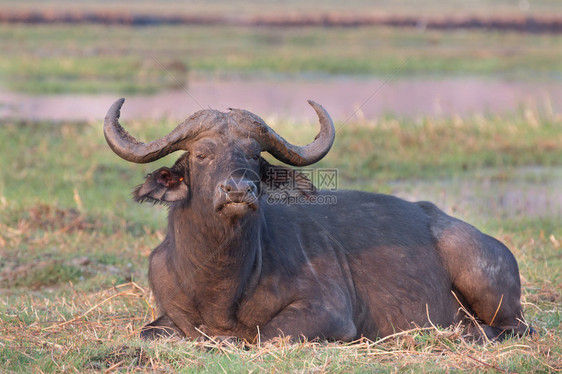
[133,143,531,343]
[104,99,532,343]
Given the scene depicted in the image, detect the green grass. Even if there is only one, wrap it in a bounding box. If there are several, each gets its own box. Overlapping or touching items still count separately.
[0,107,560,371]
[1,108,561,214]
[278,110,562,183]
[1,23,561,94]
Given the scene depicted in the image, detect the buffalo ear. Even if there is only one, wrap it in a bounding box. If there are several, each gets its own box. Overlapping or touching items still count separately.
[134,153,190,204]
[134,167,189,204]
[259,158,317,198]
[133,152,189,204]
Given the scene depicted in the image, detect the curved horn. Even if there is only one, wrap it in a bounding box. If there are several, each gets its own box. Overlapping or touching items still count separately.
[259,100,336,166]
[104,98,215,163]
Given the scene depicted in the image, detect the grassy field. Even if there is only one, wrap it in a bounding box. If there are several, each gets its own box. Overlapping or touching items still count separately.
[1,1,561,370]
[0,107,560,372]
[1,23,561,94]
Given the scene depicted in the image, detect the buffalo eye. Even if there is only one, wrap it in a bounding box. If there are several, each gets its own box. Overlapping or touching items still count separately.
[195,153,207,161]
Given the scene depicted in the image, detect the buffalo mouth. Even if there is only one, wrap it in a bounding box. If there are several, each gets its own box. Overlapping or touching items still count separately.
[217,201,258,217]
[215,174,260,217]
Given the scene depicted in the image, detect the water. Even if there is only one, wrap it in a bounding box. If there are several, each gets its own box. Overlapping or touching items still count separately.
[1,76,561,122]
[388,166,562,221]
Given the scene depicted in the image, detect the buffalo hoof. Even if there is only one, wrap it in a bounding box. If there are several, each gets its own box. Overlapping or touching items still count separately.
[195,335,242,351]
[465,323,537,343]
[140,315,183,340]
[196,335,239,344]
[194,326,242,349]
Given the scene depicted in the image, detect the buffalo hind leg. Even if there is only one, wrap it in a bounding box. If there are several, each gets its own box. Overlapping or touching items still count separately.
[140,314,184,340]
[441,226,530,339]
[417,202,533,340]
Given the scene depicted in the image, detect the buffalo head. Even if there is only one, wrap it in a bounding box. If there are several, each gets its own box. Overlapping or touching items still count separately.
[103,99,334,221]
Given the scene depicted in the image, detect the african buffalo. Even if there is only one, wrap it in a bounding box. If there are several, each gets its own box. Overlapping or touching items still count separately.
[104,98,531,342]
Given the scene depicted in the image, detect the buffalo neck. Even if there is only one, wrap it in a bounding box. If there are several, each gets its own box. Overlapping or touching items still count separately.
[167,204,263,322]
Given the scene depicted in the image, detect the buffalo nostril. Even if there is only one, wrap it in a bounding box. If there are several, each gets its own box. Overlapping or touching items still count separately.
[246,182,256,194]
[219,184,232,193]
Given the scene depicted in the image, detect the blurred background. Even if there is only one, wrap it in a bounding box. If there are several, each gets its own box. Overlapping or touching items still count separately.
[0,1,561,371]
[1,0,561,221]
[1,0,561,122]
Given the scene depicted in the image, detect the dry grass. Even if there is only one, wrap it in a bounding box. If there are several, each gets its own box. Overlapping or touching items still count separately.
[1,276,559,372]
[0,110,560,372]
